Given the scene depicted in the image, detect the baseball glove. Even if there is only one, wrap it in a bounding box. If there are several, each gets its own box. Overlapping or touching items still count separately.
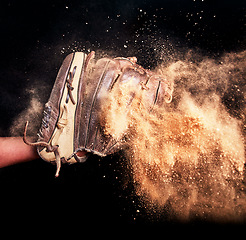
[23,51,173,177]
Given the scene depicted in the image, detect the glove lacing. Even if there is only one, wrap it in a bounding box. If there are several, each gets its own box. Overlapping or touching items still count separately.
[23,121,62,177]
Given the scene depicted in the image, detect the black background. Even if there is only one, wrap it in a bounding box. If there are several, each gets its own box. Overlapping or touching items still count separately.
[0,0,245,227]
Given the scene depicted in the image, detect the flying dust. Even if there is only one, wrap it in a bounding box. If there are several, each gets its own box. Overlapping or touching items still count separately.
[10,88,43,138]
[104,50,246,222]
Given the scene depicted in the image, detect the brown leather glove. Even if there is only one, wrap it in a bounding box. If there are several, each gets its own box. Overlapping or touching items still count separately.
[24,51,173,176]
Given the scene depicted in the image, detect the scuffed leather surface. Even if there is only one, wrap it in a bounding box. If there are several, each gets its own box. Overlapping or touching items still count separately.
[36,52,172,161]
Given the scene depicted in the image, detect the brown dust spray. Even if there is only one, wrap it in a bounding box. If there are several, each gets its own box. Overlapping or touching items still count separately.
[104,50,246,222]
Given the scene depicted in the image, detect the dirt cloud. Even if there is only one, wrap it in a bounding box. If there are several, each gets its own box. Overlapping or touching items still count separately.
[104,50,246,222]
